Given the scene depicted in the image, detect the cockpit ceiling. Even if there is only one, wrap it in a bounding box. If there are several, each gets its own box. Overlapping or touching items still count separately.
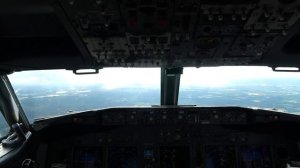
[2,0,300,71]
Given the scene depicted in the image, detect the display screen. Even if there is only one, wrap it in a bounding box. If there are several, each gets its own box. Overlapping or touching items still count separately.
[73,147,103,168]
[108,147,138,168]
[160,146,190,168]
[144,149,154,158]
[241,145,272,168]
[204,145,237,168]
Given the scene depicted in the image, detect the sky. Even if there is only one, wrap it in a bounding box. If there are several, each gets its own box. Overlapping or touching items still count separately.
[8,66,300,89]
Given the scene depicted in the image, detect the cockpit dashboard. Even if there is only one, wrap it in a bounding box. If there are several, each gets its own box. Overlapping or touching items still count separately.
[32,107,300,168]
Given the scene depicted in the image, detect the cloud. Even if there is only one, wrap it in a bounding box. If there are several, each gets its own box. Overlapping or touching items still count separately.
[9,68,161,89]
[181,66,300,88]
[8,66,300,89]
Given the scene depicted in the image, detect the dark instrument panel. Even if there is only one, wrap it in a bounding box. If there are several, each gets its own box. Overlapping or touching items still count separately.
[34,107,300,168]
[56,0,300,67]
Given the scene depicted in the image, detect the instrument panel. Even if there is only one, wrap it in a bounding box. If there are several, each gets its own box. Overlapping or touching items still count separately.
[57,0,300,67]
[34,107,300,168]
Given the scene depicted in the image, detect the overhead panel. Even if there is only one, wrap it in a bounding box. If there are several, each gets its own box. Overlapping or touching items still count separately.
[59,0,300,67]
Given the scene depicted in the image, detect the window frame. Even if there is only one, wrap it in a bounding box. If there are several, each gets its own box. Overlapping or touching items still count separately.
[0,110,10,141]
[0,75,32,160]
[0,76,30,130]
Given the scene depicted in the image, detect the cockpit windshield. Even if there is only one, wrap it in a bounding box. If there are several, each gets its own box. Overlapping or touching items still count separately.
[8,68,161,122]
[8,66,300,122]
[179,67,300,113]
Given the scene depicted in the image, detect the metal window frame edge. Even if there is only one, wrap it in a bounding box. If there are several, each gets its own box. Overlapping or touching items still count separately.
[0,75,30,131]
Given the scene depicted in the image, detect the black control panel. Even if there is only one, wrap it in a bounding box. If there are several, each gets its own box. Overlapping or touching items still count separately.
[101,107,249,125]
[34,107,300,168]
[58,0,300,67]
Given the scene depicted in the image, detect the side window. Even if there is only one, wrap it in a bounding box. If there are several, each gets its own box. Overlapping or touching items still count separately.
[0,111,10,139]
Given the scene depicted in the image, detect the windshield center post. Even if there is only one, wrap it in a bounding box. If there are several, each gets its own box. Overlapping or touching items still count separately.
[161,67,183,106]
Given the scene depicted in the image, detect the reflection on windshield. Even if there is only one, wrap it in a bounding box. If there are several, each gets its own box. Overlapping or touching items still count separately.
[179,67,300,113]
[8,68,160,122]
